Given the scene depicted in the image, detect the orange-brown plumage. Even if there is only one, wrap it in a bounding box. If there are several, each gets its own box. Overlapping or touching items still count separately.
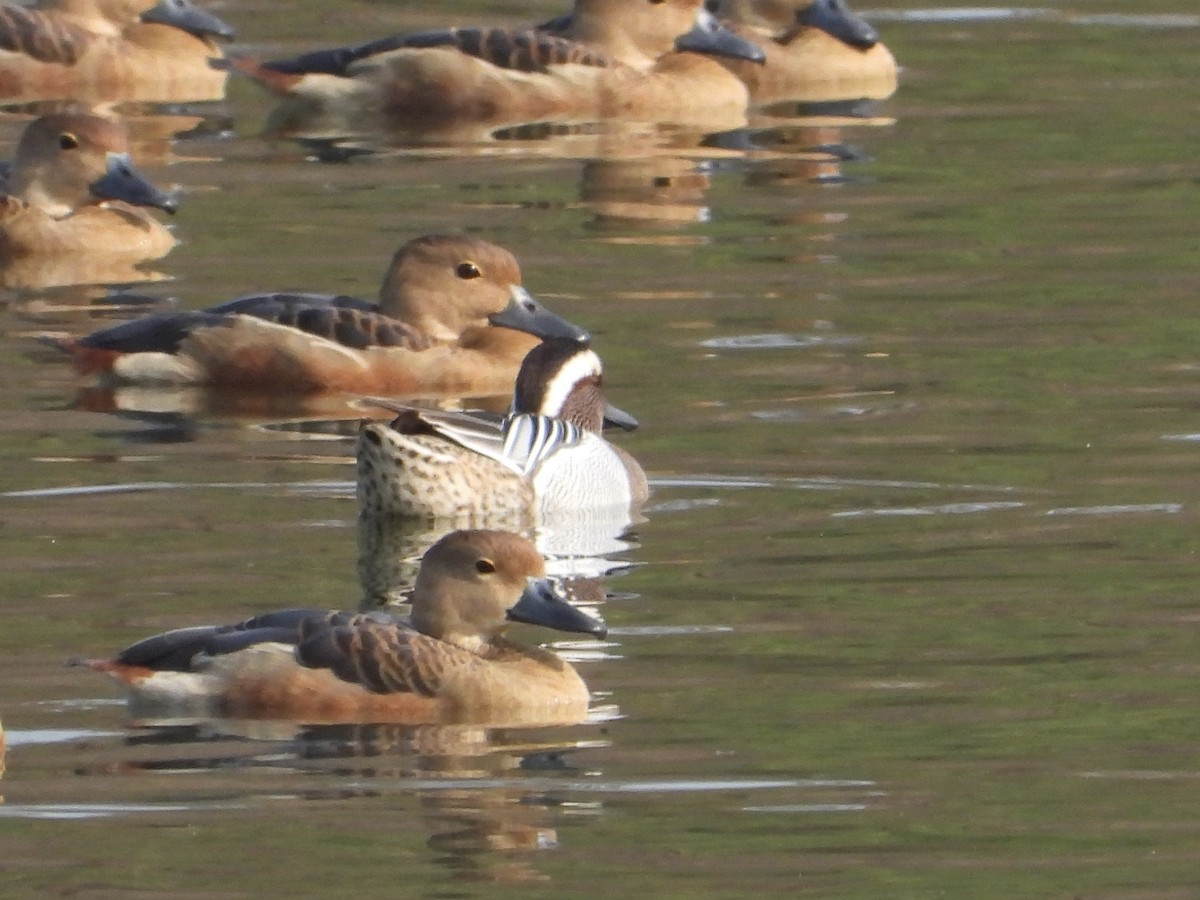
[0,0,234,102]
[230,0,764,132]
[46,234,589,398]
[0,112,177,290]
[74,531,606,726]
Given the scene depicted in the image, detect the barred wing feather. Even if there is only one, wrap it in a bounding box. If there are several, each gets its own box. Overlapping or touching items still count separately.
[501,414,585,477]
[412,409,585,478]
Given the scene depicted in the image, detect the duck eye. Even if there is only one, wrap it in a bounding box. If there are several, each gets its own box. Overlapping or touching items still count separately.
[59,132,79,150]
[475,558,496,574]
[456,261,482,280]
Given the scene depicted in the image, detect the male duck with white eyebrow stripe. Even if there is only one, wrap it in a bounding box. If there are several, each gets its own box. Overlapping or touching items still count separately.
[357,337,648,520]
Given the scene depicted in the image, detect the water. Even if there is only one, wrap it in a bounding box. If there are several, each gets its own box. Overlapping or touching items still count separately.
[1,1,1199,896]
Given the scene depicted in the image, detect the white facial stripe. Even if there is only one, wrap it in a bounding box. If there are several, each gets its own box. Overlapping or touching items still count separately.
[536,348,603,416]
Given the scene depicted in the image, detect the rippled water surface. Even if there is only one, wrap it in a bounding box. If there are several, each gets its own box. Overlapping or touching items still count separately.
[1,1,1198,896]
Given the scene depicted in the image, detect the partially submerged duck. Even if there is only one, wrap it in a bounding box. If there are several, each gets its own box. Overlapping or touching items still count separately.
[708,0,897,103]
[228,0,765,133]
[0,112,177,266]
[0,0,234,102]
[358,337,648,520]
[47,234,589,398]
[72,530,607,726]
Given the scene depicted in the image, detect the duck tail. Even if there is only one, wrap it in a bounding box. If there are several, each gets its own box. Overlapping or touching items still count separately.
[36,333,71,354]
[36,334,120,375]
[218,55,304,94]
[66,656,155,685]
[64,655,114,673]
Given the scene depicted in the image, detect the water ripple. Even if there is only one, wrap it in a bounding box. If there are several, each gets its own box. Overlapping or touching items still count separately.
[700,333,862,350]
[0,802,248,820]
[866,8,1200,27]
[743,803,870,813]
[4,727,123,747]
[610,625,735,636]
[2,479,354,500]
[651,475,1024,494]
[356,777,874,794]
[1044,503,1182,517]
[832,501,1026,518]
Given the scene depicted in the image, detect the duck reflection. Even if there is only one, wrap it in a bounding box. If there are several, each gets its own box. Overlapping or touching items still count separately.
[299,720,606,884]
[357,512,638,609]
[81,717,610,883]
[582,156,713,231]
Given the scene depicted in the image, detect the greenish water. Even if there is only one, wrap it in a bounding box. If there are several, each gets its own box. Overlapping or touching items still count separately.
[1,2,1198,897]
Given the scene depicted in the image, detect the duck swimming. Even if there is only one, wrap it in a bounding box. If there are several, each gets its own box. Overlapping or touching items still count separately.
[72,530,607,726]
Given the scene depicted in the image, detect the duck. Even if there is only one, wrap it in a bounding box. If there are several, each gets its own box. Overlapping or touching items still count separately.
[0,112,177,266]
[357,337,648,520]
[227,0,765,133]
[47,234,591,397]
[0,0,234,102]
[72,530,607,725]
[707,0,897,104]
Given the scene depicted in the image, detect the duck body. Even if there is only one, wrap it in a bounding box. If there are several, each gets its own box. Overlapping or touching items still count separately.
[48,235,590,397]
[358,338,648,520]
[710,0,897,103]
[232,0,764,132]
[0,0,234,102]
[75,531,606,726]
[0,112,177,270]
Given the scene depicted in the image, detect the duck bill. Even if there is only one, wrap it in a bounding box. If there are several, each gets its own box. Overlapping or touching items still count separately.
[141,0,236,42]
[489,286,590,343]
[603,400,639,432]
[676,9,765,63]
[91,152,178,214]
[799,0,878,50]
[507,578,607,638]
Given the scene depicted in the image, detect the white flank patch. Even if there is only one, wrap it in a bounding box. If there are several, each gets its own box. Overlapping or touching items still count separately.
[112,352,204,385]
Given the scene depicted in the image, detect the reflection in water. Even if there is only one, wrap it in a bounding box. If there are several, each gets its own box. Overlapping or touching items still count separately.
[298,723,601,883]
[72,717,611,883]
[582,156,713,231]
[357,512,639,609]
[14,283,172,347]
[0,250,170,292]
[743,101,894,191]
[252,90,895,257]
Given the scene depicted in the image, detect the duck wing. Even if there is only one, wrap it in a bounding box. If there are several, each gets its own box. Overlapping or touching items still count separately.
[499,413,587,477]
[0,5,89,66]
[105,608,404,672]
[73,293,428,355]
[294,616,482,697]
[75,310,233,354]
[211,292,429,351]
[385,406,585,477]
[263,27,615,78]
